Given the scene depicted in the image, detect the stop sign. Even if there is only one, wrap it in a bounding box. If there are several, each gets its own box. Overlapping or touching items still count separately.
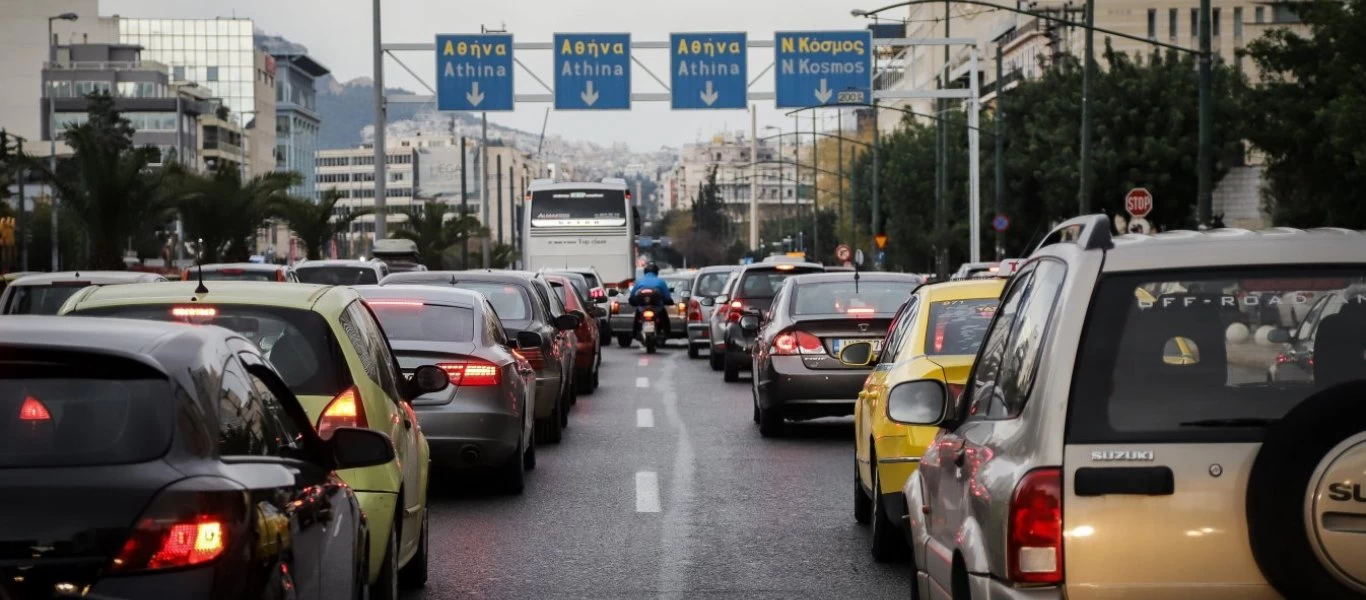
[1125,188,1153,218]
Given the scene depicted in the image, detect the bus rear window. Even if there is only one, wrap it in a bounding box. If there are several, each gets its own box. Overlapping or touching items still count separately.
[530,190,627,227]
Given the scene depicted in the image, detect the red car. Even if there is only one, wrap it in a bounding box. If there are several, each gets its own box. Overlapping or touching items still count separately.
[546,274,601,394]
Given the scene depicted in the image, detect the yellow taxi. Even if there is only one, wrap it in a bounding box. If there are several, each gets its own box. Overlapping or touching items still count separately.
[840,278,1006,561]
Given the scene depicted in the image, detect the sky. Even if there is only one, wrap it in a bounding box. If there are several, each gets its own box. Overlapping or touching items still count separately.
[101,0,900,150]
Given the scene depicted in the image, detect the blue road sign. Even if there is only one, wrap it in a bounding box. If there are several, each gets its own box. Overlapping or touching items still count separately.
[992,214,1010,232]
[774,30,874,109]
[436,34,514,112]
[554,33,631,110]
[670,32,747,110]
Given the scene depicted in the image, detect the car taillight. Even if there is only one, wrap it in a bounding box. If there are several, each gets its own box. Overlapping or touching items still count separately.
[19,396,50,421]
[727,300,744,323]
[317,387,366,439]
[437,361,500,386]
[520,347,547,369]
[1008,468,1064,585]
[847,307,876,317]
[688,299,703,322]
[611,301,620,315]
[590,288,606,300]
[110,478,246,573]
[772,331,823,355]
[933,321,947,353]
[642,310,655,319]
[1275,352,1290,364]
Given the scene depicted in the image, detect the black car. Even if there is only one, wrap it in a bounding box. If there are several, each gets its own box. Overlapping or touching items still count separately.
[543,269,611,346]
[0,316,419,600]
[381,271,581,444]
[719,262,826,382]
[744,272,924,434]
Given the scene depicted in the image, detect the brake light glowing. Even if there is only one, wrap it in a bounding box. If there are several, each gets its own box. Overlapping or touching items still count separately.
[1275,353,1291,364]
[775,264,795,271]
[366,300,425,308]
[437,361,500,386]
[642,310,655,319]
[520,347,547,369]
[1008,468,1064,584]
[171,306,217,318]
[772,331,823,356]
[610,301,620,315]
[687,299,703,322]
[725,300,745,323]
[677,302,686,314]
[847,308,875,317]
[113,518,226,571]
[730,301,743,309]
[19,396,50,421]
[591,288,606,300]
[933,321,947,353]
[317,387,365,439]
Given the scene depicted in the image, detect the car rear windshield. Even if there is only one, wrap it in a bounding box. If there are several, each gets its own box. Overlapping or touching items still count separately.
[0,356,172,467]
[737,268,822,298]
[73,305,349,397]
[1069,269,1366,444]
[694,272,730,297]
[5,285,88,315]
[579,272,601,289]
[297,266,380,286]
[200,270,276,282]
[924,299,999,355]
[793,280,917,315]
[367,302,475,343]
[451,282,531,321]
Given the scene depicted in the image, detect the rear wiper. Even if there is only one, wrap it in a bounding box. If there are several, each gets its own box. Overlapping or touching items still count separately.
[1179,418,1278,428]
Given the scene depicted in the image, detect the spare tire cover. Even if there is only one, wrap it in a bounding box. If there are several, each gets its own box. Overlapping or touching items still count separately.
[1247,380,1366,600]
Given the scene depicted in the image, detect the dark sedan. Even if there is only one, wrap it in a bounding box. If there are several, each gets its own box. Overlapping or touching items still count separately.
[0,316,408,600]
[381,271,580,444]
[744,272,923,433]
[719,262,826,381]
[355,285,538,493]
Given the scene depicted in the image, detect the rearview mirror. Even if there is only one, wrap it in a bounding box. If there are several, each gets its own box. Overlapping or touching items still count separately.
[739,314,760,331]
[838,341,876,367]
[409,364,450,397]
[885,381,949,425]
[1266,328,1292,344]
[554,313,581,331]
[328,427,396,470]
[516,330,544,348]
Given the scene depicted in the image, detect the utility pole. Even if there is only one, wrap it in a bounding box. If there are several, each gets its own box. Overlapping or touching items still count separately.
[811,110,819,260]
[934,74,944,276]
[837,110,846,249]
[871,99,881,270]
[480,113,490,268]
[460,136,469,268]
[1078,0,1096,215]
[1197,0,1213,227]
[496,154,504,245]
[371,0,387,241]
[749,105,759,252]
[793,113,800,246]
[995,43,1005,260]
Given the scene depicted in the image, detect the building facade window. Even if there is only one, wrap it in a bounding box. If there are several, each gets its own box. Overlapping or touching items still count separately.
[1147,9,1157,39]
[1169,8,1179,40]
[207,66,219,81]
[1190,8,1198,40]
[1213,7,1222,37]
[1254,6,1265,24]
[1234,7,1244,42]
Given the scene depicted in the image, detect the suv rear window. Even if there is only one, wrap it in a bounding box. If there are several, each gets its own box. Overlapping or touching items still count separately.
[368,302,475,343]
[924,299,998,355]
[737,267,823,298]
[297,266,380,286]
[1068,269,1366,443]
[73,305,349,397]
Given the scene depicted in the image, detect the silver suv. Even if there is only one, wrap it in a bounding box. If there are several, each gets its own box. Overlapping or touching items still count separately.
[893,215,1366,599]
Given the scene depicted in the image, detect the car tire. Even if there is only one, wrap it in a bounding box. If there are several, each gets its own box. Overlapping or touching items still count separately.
[723,354,740,383]
[561,390,571,427]
[523,427,537,470]
[567,376,578,406]
[617,334,632,348]
[751,378,762,424]
[501,444,525,495]
[369,520,399,600]
[854,462,872,525]
[709,349,723,371]
[870,452,907,562]
[758,404,784,437]
[1246,381,1366,599]
[688,343,700,359]
[536,403,562,444]
[591,351,600,391]
[397,509,428,589]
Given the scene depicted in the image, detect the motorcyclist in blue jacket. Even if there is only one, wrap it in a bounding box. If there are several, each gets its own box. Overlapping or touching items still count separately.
[629,262,674,337]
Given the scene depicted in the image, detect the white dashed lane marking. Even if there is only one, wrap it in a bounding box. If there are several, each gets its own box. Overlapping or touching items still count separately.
[636,471,661,513]
[638,357,649,367]
[637,408,654,428]
[636,377,649,388]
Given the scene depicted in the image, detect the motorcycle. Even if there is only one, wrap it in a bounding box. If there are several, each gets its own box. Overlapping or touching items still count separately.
[631,288,668,354]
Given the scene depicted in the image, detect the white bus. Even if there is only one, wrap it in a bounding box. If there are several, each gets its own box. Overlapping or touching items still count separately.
[523,178,639,286]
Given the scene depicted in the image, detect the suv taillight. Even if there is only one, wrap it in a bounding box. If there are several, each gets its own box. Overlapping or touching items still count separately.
[110,478,247,573]
[687,298,703,322]
[726,300,744,323]
[1008,468,1064,585]
[772,330,823,355]
[317,386,366,439]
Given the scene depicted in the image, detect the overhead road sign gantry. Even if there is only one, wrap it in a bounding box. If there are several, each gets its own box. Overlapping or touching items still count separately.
[670,32,748,110]
[436,33,514,111]
[774,30,873,108]
[554,33,631,110]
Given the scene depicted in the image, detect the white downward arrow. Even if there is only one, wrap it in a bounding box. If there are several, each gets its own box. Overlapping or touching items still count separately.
[700,80,719,106]
[814,78,833,104]
[581,80,599,106]
[466,81,485,107]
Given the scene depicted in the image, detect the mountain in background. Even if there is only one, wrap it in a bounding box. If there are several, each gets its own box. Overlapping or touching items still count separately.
[316,74,436,149]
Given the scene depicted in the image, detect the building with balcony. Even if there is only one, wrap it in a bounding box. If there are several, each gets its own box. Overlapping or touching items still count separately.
[257,33,328,199]
[676,132,814,229]
[200,111,245,173]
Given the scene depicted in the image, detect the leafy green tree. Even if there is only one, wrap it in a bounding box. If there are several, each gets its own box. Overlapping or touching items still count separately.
[1243,0,1366,227]
[170,166,297,263]
[279,189,372,260]
[391,202,486,270]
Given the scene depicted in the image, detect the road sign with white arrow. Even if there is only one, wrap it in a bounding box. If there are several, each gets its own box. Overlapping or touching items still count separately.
[436,33,514,111]
[774,31,873,109]
[669,32,747,110]
[554,33,631,110]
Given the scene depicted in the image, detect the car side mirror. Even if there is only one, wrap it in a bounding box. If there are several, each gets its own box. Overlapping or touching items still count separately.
[592,294,608,304]
[699,296,715,307]
[570,309,588,323]
[327,427,396,470]
[739,314,761,332]
[838,341,876,367]
[1266,328,1292,344]
[554,313,581,331]
[885,381,949,426]
[715,295,729,305]
[408,364,450,398]
[516,330,544,348]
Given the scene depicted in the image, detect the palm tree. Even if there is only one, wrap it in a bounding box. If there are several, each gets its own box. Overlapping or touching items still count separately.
[170,166,298,263]
[391,202,486,270]
[278,189,371,260]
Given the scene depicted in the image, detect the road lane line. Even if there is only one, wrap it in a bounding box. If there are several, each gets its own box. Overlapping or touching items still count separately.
[638,357,649,367]
[637,408,654,428]
[636,376,649,388]
[656,351,696,596]
[635,471,661,512]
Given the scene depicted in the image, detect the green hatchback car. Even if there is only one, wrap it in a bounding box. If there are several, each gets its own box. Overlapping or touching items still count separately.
[61,281,447,599]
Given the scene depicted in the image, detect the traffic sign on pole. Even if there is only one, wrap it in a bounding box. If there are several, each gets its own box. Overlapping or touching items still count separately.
[1125,187,1153,218]
[992,214,1010,233]
[670,32,747,110]
[874,233,888,249]
[774,31,873,109]
[554,33,631,110]
[436,34,514,111]
[834,244,852,262]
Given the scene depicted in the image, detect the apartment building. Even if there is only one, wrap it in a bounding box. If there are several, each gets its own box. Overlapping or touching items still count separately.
[675,131,816,232]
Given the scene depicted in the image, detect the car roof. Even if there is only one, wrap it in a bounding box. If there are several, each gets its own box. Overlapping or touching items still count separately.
[64,280,336,312]
[0,315,231,376]
[196,262,284,271]
[351,284,480,308]
[917,278,1008,303]
[296,260,382,269]
[739,262,824,273]
[788,272,923,284]
[382,270,539,285]
[695,265,739,273]
[11,271,166,286]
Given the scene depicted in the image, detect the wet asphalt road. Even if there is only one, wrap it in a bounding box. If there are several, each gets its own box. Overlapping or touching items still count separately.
[406,341,910,599]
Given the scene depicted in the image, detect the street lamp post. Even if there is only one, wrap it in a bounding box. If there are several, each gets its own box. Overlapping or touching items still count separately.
[47,12,78,271]
[764,125,783,239]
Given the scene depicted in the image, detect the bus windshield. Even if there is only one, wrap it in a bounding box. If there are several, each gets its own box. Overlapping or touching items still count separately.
[530,190,627,227]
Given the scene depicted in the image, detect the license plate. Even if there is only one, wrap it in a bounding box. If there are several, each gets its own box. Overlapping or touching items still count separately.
[643,322,656,334]
[831,338,882,354]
